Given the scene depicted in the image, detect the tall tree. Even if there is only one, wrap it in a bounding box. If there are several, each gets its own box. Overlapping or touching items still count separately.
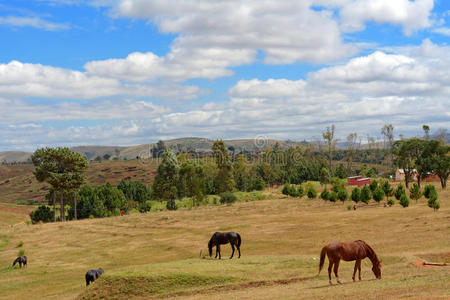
[178,161,206,206]
[345,132,358,175]
[152,149,179,200]
[212,140,235,193]
[322,124,336,176]
[381,124,394,167]
[392,138,424,188]
[32,147,88,221]
[422,125,430,140]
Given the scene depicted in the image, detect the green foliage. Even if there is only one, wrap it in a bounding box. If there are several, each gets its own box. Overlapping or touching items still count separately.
[178,161,206,206]
[351,187,361,203]
[17,249,25,257]
[381,180,394,201]
[387,199,395,206]
[330,177,345,193]
[320,189,329,200]
[337,188,348,202]
[29,205,53,223]
[297,185,304,197]
[394,184,406,200]
[427,189,439,211]
[166,198,178,210]
[319,167,330,186]
[282,184,300,197]
[307,187,317,199]
[335,163,347,179]
[360,186,372,204]
[252,175,266,191]
[152,149,179,200]
[369,179,378,191]
[399,194,410,207]
[423,184,436,199]
[220,192,238,204]
[138,201,152,213]
[16,241,24,248]
[213,140,235,193]
[118,180,151,207]
[409,183,422,202]
[360,164,376,177]
[372,187,385,203]
[347,205,352,210]
[328,191,337,202]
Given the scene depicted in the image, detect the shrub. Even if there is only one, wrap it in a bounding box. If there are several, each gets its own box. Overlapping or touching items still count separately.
[320,189,330,201]
[16,241,24,248]
[252,176,265,191]
[166,198,178,210]
[220,192,238,204]
[330,177,346,193]
[138,201,152,213]
[297,185,304,197]
[347,205,352,211]
[394,184,406,200]
[427,189,440,211]
[337,189,348,202]
[307,187,317,199]
[360,186,372,204]
[369,180,378,191]
[409,183,422,202]
[29,205,53,224]
[328,191,338,203]
[351,187,361,203]
[423,185,436,199]
[282,184,290,195]
[17,249,25,256]
[399,194,409,207]
[381,180,393,201]
[372,187,385,203]
[387,199,394,206]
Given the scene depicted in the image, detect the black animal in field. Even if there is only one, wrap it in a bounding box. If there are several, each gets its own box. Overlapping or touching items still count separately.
[208,232,241,259]
[85,268,104,286]
[12,256,27,268]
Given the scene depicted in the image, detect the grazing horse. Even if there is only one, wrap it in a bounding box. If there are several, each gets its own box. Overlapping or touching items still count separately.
[318,240,381,285]
[208,232,241,259]
[85,268,104,286]
[12,256,27,268]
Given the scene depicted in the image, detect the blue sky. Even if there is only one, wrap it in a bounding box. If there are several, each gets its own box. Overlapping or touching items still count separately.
[0,0,449,151]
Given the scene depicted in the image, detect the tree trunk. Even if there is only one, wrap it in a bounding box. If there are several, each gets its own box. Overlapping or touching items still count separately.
[59,190,64,221]
[417,176,421,188]
[404,171,409,188]
[74,192,77,220]
[53,191,56,222]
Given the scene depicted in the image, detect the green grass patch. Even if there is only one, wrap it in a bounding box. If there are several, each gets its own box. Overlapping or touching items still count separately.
[79,273,237,299]
[0,236,9,249]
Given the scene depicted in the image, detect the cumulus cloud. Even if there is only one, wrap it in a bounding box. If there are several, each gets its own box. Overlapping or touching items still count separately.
[0,16,70,31]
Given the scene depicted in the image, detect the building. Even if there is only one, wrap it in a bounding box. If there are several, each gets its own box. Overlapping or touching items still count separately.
[347,176,362,186]
[347,176,370,187]
[395,169,440,182]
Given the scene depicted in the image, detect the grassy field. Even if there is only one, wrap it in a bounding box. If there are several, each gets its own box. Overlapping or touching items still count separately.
[0,183,449,299]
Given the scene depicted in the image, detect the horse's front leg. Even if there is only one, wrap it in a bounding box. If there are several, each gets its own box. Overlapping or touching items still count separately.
[334,260,342,284]
[328,261,333,285]
[230,243,235,259]
[357,260,362,281]
[215,245,219,259]
[353,260,359,281]
[218,245,221,259]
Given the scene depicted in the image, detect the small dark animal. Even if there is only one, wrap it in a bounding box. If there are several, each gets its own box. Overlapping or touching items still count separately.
[318,240,381,285]
[85,268,104,286]
[12,256,27,268]
[208,232,241,259]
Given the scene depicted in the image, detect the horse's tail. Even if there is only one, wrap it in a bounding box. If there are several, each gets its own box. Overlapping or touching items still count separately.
[318,246,327,274]
[237,233,242,247]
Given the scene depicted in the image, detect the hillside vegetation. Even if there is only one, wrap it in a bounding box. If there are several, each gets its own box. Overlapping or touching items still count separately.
[0,186,449,299]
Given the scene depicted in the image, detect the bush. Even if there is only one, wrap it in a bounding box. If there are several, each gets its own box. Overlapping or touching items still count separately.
[427,189,439,211]
[369,180,378,191]
[307,187,317,199]
[328,191,338,202]
[29,205,53,224]
[372,187,385,203]
[360,186,372,204]
[166,198,178,210]
[423,185,436,199]
[351,187,361,203]
[347,205,352,211]
[282,184,290,195]
[399,194,409,207]
[409,183,422,202]
[337,189,348,202]
[282,184,300,197]
[138,201,152,213]
[387,199,394,206]
[394,184,406,200]
[297,185,304,197]
[252,176,265,191]
[220,192,238,204]
[320,189,330,201]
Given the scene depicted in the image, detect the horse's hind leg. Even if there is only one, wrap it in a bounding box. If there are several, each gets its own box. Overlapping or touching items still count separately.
[334,260,342,284]
[357,260,362,281]
[237,245,241,258]
[215,245,219,259]
[230,244,235,259]
[328,261,334,285]
[353,260,359,281]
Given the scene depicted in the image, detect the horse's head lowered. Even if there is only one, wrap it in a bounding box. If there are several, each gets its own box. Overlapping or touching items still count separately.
[372,261,382,279]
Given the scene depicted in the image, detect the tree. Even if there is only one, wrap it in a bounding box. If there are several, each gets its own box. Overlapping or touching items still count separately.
[399,194,409,207]
[422,125,430,140]
[372,187,384,203]
[29,206,53,223]
[393,138,425,188]
[320,167,330,188]
[346,132,358,175]
[307,187,317,199]
[430,144,449,189]
[32,147,88,221]
[351,187,361,203]
[360,186,372,204]
[103,153,111,160]
[328,191,337,203]
[369,179,378,192]
[178,161,206,206]
[212,140,235,193]
[381,124,394,167]
[233,154,249,191]
[394,184,406,200]
[320,189,330,201]
[427,189,440,211]
[322,125,336,175]
[335,163,347,179]
[409,183,422,203]
[381,180,393,202]
[152,140,166,158]
[337,189,348,203]
[152,149,179,200]
[423,184,436,199]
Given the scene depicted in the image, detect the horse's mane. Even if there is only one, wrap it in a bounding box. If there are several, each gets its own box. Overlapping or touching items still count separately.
[356,240,380,263]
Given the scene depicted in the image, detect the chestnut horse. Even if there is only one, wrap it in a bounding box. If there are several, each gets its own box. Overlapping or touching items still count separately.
[208,232,241,259]
[319,240,381,285]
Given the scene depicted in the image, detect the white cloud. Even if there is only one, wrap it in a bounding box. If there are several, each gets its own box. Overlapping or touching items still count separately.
[432,27,450,36]
[0,16,70,31]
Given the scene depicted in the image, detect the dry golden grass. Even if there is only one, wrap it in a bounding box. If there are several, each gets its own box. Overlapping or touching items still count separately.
[0,183,449,299]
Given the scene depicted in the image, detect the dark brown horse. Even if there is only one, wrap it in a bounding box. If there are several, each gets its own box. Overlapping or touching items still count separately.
[208,232,241,259]
[319,240,381,285]
[12,256,27,268]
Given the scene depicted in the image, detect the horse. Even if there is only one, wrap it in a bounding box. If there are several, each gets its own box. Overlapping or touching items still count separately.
[208,232,241,259]
[12,256,27,268]
[85,268,104,286]
[318,240,381,285]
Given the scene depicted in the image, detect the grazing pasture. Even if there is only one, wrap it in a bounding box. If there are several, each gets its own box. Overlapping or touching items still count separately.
[0,185,449,299]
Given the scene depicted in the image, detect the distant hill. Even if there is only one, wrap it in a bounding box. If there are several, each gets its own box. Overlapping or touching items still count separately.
[0,151,32,163]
